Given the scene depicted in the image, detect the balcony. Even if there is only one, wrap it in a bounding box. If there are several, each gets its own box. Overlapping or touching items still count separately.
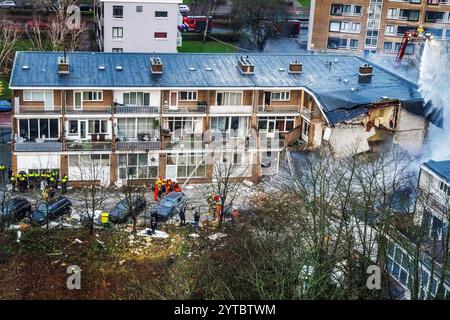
[301,108,312,121]
[117,141,160,150]
[209,105,253,114]
[14,141,62,152]
[257,105,299,114]
[162,103,207,114]
[66,141,112,151]
[64,106,112,115]
[114,105,159,115]
[162,139,207,150]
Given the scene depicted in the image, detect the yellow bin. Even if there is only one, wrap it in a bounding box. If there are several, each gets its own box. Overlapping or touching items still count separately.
[101,212,109,224]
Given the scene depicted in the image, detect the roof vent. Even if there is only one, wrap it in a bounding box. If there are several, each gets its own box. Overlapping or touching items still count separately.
[237,56,254,75]
[116,65,123,71]
[22,65,30,70]
[358,63,373,83]
[150,56,163,74]
[206,67,212,71]
[289,60,302,74]
[99,65,106,71]
[57,56,69,75]
[189,67,196,71]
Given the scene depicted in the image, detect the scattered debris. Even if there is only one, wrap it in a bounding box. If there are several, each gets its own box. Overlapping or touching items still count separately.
[137,228,169,239]
[208,233,227,241]
[73,238,83,244]
[189,233,199,238]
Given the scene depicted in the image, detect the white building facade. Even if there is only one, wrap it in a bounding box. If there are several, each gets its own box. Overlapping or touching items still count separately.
[95,0,182,53]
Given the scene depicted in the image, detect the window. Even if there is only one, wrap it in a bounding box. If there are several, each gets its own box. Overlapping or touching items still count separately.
[82,91,102,101]
[123,92,150,106]
[365,38,377,47]
[88,120,107,134]
[154,32,167,39]
[258,116,295,133]
[270,91,290,101]
[399,9,420,21]
[155,11,168,18]
[351,23,361,33]
[383,41,393,52]
[19,118,59,141]
[427,0,440,4]
[425,11,445,22]
[119,154,157,180]
[23,91,52,102]
[179,91,197,101]
[385,25,396,35]
[69,120,78,134]
[113,5,123,18]
[117,118,158,139]
[394,42,402,52]
[388,8,399,19]
[405,43,415,55]
[397,26,411,35]
[446,29,450,40]
[440,181,450,196]
[216,91,243,106]
[112,48,123,53]
[354,5,362,16]
[112,27,123,40]
[136,5,143,12]
[350,39,359,49]
[329,21,341,32]
[164,117,203,139]
[167,153,206,178]
[210,116,248,136]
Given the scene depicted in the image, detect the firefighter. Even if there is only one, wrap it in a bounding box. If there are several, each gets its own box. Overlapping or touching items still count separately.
[10,174,16,191]
[7,166,12,181]
[173,182,181,192]
[49,174,56,189]
[61,174,68,194]
[18,173,26,193]
[0,165,6,183]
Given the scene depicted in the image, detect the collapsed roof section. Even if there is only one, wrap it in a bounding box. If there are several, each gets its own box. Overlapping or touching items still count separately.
[10,51,432,126]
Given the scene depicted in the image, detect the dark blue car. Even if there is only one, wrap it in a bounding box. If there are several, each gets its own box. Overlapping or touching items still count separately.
[154,192,187,221]
[0,197,32,222]
[109,196,146,223]
[30,196,72,225]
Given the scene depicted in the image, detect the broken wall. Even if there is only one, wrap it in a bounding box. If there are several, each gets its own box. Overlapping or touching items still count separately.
[326,125,376,157]
[394,108,427,156]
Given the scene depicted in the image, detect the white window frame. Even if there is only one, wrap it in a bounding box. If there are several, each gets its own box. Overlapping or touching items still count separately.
[82,91,103,102]
[123,92,151,106]
[270,91,290,102]
[112,5,123,19]
[216,91,244,106]
[329,21,341,32]
[178,91,198,101]
[18,118,60,140]
[112,27,123,40]
[23,91,53,110]
[385,24,396,35]
[88,119,108,134]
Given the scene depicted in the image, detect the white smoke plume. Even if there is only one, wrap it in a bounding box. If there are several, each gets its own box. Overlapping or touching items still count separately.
[418,40,450,162]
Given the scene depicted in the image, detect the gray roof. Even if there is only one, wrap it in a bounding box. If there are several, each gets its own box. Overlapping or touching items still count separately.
[424,160,450,182]
[10,51,426,125]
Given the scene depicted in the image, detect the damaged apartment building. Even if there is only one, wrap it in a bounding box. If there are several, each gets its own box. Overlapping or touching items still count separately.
[8,52,429,185]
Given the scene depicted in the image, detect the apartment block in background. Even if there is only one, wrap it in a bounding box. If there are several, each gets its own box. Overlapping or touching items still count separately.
[308,0,450,58]
[95,0,183,53]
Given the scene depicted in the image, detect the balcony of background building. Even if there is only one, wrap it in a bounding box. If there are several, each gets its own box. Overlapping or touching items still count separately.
[209,105,253,114]
[162,101,208,114]
[65,138,112,151]
[14,105,62,115]
[113,103,159,115]
[161,132,206,150]
[257,105,299,114]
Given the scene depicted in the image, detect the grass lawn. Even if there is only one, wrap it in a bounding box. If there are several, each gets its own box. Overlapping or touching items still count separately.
[178,40,237,53]
[297,0,311,7]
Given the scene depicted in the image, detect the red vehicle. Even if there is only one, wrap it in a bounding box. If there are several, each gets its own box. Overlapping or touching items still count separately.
[396,25,431,62]
[178,15,213,33]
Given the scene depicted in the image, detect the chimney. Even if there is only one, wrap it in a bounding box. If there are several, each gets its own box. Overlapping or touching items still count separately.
[289,60,302,74]
[237,56,254,75]
[150,56,163,74]
[57,51,69,75]
[358,63,373,83]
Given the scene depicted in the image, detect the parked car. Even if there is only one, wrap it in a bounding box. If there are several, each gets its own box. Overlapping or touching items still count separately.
[30,196,72,225]
[0,1,16,9]
[178,4,189,14]
[0,197,32,222]
[79,3,93,11]
[154,192,187,221]
[109,196,146,223]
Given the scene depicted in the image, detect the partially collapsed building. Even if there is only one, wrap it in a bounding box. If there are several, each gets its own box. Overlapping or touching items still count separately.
[9,52,430,185]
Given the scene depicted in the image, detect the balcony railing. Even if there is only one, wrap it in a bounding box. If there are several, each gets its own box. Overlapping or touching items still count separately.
[163,105,208,114]
[209,105,253,114]
[257,105,299,114]
[117,141,160,150]
[14,141,62,152]
[162,140,207,150]
[114,105,159,114]
[66,141,112,151]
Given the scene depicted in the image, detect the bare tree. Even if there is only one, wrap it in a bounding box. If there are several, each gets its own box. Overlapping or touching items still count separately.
[232,0,288,51]
[0,22,21,76]
[71,155,109,235]
[27,0,88,51]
